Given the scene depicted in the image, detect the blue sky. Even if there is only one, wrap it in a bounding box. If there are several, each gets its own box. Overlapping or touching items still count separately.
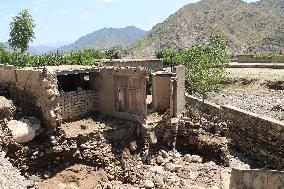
[0,0,258,46]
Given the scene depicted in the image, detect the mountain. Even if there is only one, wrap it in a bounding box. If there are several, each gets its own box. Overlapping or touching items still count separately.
[255,0,284,15]
[2,42,66,54]
[129,0,284,56]
[58,26,146,52]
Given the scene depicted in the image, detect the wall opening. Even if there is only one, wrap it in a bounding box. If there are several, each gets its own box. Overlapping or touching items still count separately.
[57,73,90,92]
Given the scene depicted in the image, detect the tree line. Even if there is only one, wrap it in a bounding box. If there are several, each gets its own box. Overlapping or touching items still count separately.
[155,34,230,100]
[1,9,122,67]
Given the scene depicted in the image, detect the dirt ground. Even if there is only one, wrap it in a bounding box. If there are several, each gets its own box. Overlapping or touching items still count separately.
[36,164,108,189]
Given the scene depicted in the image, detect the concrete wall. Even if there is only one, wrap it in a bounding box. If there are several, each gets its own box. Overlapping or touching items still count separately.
[186,94,284,170]
[230,168,284,189]
[98,67,147,122]
[237,55,284,63]
[100,59,163,71]
[58,89,99,121]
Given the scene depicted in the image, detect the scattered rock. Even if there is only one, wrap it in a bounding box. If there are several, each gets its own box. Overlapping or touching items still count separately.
[154,176,164,187]
[164,163,181,172]
[184,154,192,162]
[156,156,164,165]
[189,172,200,181]
[189,186,206,189]
[144,180,155,188]
[191,155,202,163]
[160,150,168,158]
[130,141,137,152]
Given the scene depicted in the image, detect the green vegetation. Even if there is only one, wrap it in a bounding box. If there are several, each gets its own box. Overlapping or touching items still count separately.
[0,45,105,67]
[156,34,230,100]
[9,9,36,53]
[183,34,230,100]
[155,49,183,66]
[250,53,276,59]
[105,48,122,60]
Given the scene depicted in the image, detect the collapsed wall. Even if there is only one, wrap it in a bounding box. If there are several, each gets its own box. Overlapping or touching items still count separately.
[0,64,149,127]
[0,65,61,128]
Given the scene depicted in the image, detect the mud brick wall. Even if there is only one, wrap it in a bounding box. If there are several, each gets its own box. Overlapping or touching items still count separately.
[230,168,284,188]
[0,64,61,127]
[58,89,99,121]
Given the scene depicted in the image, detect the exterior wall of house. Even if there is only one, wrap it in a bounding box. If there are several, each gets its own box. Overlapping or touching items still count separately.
[98,67,147,122]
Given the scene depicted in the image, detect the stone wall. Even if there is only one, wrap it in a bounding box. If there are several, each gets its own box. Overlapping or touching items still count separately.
[186,94,284,170]
[222,105,284,170]
[58,89,99,121]
[186,95,221,118]
[230,168,284,189]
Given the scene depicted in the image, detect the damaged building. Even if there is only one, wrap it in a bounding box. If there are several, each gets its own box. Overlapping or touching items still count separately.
[0,60,185,128]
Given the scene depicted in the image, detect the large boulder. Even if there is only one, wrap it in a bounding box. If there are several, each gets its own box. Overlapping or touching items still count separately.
[20,117,42,133]
[7,120,35,143]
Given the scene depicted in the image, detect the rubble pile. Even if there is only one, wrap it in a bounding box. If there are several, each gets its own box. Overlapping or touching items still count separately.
[0,99,255,189]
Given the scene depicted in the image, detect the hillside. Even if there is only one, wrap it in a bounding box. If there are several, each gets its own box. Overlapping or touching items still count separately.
[59,26,146,52]
[129,0,284,56]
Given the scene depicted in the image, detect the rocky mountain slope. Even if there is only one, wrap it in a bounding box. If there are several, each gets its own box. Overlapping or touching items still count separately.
[129,0,284,56]
[59,26,146,52]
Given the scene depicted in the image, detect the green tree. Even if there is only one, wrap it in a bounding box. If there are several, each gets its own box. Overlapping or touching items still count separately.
[155,49,184,68]
[9,9,36,53]
[105,47,122,60]
[183,34,230,100]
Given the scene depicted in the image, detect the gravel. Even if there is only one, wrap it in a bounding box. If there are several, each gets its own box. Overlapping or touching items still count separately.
[208,84,284,121]
[0,151,33,189]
